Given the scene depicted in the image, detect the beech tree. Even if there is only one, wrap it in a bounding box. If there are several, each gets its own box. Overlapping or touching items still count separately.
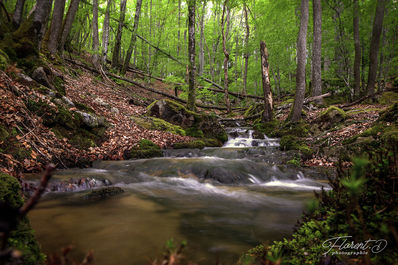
[187,0,196,110]
[92,0,100,67]
[260,41,273,122]
[311,0,322,104]
[121,0,143,74]
[221,0,231,113]
[291,0,309,122]
[112,0,127,68]
[59,0,81,52]
[47,0,66,54]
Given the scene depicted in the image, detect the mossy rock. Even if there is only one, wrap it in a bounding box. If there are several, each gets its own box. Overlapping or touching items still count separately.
[147,99,227,142]
[315,106,346,130]
[253,120,279,138]
[128,139,162,159]
[280,135,313,160]
[379,103,398,124]
[0,173,45,265]
[132,116,186,136]
[244,103,263,118]
[378,91,398,105]
[173,140,206,149]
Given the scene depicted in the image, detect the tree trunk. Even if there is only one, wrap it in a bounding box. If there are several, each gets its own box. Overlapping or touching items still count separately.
[187,0,196,111]
[291,0,309,122]
[47,0,65,54]
[311,0,322,103]
[147,0,152,75]
[242,3,250,96]
[198,1,206,75]
[353,0,361,99]
[101,0,112,65]
[260,41,273,122]
[221,0,231,113]
[59,0,80,52]
[92,0,100,67]
[111,0,127,68]
[366,0,387,97]
[177,0,181,57]
[121,0,143,74]
[12,0,26,26]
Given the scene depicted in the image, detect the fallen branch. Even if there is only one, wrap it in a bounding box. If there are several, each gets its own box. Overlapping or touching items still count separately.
[339,90,384,109]
[206,87,263,100]
[219,113,261,122]
[276,92,331,110]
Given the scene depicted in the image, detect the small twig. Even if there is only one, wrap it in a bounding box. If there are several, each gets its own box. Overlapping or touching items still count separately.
[19,164,55,216]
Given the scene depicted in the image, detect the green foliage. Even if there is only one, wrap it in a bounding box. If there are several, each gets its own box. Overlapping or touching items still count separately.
[0,48,9,70]
[173,140,206,149]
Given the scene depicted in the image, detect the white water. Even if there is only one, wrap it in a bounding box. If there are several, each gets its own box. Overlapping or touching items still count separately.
[223,127,279,148]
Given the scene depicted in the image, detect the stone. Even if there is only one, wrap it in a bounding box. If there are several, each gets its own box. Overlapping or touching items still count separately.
[111,107,119,114]
[62,96,75,107]
[76,111,105,128]
[32,67,52,89]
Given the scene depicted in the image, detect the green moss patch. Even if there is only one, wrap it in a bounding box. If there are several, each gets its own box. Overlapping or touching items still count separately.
[173,140,206,149]
[128,139,162,159]
[133,116,186,136]
[378,91,398,105]
[280,135,313,159]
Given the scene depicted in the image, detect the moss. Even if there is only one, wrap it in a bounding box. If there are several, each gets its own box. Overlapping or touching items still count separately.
[173,140,206,149]
[132,116,186,136]
[287,158,301,167]
[0,124,9,141]
[280,135,313,159]
[280,121,310,138]
[74,101,95,114]
[378,91,398,105]
[185,127,204,138]
[0,173,45,265]
[129,139,162,159]
[320,106,346,118]
[244,103,263,118]
[0,48,9,70]
[53,76,66,96]
[253,120,279,137]
[379,103,398,124]
[202,138,223,147]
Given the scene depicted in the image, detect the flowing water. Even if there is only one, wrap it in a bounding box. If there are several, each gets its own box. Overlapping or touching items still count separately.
[28,127,331,265]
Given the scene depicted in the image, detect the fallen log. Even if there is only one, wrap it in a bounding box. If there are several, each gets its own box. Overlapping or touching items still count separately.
[276,92,331,110]
[65,59,241,111]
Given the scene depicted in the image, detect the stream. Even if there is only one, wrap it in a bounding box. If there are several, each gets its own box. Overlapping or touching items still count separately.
[28,127,331,265]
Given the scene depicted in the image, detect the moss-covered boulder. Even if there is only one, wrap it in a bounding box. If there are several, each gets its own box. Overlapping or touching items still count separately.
[0,173,44,265]
[25,99,107,149]
[173,140,206,149]
[147,99,227,142]
[132,116,186,136]
[280,135,313,159]
[127,139,162,159]
[316,106,346,130]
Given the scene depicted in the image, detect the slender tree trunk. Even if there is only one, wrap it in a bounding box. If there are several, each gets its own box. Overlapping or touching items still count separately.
[243,3,250,96]
[147,0,153,75]
[121,0,143,74]
[198,1,206,75]
[187,0,196,110]
[311,0,322,103]
[221,0,231,113]
[291,0,309,122]
[92,0,100,67]
[366,0,387,97]
[111,0,127,68]
[101,0,112,65]
[59,0,80,52]
[47,0,65,54]
[260,41,273,122]
[353,0,361,99]
[177,0,181,57]
[12,0,26,26]
[235,29,239,89]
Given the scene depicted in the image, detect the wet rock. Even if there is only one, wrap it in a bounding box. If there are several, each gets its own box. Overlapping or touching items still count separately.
[83,187,124,200]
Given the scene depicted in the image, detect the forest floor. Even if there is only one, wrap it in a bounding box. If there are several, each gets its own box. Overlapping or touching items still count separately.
[0,57,390,178]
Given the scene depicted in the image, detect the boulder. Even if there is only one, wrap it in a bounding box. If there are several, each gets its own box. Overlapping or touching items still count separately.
[147,99,227,142]
[316,106,346,130]
[76,111,106,128]
[32,67,52,89]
